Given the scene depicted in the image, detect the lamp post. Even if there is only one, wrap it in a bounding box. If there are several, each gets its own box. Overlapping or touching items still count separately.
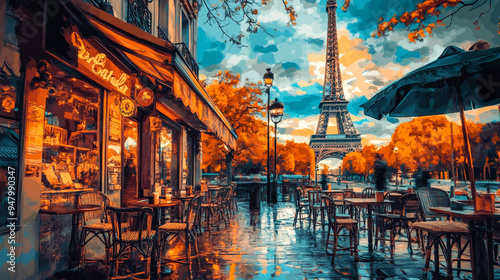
[307,160,311,185]
[270,98,284,203]
[263,68,274,203]
[394,146,399,189]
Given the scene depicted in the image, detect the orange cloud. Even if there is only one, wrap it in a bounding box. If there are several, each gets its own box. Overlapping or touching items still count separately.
[291,128,315,136]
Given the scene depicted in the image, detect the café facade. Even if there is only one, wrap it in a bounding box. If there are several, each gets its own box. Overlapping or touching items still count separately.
[0,0,237,279]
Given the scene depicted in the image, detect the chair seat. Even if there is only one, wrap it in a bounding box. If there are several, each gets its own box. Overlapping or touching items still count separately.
[336,213,351,219]
[158,222,187,231]
[201,203,218,208]
[82,222,131,232]
[121,230,156,242]
[83,222,112,231]
[412,221,468,234]
[377,214,400,219]
[336,218,357,225]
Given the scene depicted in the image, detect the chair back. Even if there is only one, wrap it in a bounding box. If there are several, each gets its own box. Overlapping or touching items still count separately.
[321,195,338,224]
[78,191,110,224]
[294,188,303,207]
[400,193,420,218]
[384,191,405,214]
[308,190,322,207]
[107,206,153,244]
[326,191,344,201]
[362,187,376,198]
[416,188,450,220]
[186,196,202,230]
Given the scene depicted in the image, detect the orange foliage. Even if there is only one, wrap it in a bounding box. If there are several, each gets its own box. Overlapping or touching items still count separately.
[375,0,461,41]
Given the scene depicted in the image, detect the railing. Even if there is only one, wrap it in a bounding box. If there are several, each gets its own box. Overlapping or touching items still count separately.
[157,27,172,44]
[174,42,199,77]
[127,0,152,34]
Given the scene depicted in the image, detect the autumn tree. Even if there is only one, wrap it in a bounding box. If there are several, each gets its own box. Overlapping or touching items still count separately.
[341,151,366,180]
[202,71,267,177]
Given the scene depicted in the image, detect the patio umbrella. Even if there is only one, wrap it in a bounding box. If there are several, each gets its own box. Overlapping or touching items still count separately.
[361,45,500,210]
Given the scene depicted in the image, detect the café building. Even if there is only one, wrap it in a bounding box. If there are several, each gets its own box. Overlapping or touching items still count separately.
[0,0,237,279]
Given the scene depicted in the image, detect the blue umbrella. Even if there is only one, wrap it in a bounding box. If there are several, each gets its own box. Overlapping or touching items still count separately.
[361,45,500,210]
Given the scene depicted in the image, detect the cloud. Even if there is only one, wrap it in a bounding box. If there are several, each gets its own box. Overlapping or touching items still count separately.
[253,44,279,53]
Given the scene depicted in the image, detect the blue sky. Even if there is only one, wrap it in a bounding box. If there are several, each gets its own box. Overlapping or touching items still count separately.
[197,0,500,167]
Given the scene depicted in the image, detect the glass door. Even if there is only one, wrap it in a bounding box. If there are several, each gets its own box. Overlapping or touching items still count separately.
[122,119,139,206]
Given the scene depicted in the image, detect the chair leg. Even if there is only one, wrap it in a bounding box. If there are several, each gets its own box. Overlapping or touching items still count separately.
[332,229,339,266]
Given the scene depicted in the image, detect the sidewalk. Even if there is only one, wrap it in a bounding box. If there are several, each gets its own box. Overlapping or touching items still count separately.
[51,195,485,280]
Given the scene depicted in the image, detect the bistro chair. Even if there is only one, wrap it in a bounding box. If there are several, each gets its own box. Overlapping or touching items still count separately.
[200,187,224,234]
[375,193,421,258]
[107,206,156,280]
[322,195,358,265]
[308,190,323,229]
[293,188,309,227]
[78,191,112,273]
[157,196,203,270]
[412,188,470,278]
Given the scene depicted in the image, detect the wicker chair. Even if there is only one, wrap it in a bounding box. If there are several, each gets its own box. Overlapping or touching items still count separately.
[293,188,309,227]
[200,187,224,234]
[412,188,470,278]
[322,195,358,265]
[107,206,155,280]
[78,191,112,273]
[375,193,421,258]
[307,190,323,229]
[157,196,202,271]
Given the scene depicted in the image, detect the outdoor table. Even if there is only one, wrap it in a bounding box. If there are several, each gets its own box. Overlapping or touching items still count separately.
[39,204,102,268]
[430,206,500,280]
[343,198,393,261]
[127,198,182,227]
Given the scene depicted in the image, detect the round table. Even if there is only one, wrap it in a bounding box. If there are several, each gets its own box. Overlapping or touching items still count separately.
[127,199,182,227]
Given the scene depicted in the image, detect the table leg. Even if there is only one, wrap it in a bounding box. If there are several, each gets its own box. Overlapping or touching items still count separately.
[469,220,490,280]
[68,213,81,268]
[358,205,384,261]
[487,220,494,280]
[367,206,373,251]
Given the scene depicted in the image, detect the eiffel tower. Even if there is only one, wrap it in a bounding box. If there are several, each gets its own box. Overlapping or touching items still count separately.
[309,0,362,162]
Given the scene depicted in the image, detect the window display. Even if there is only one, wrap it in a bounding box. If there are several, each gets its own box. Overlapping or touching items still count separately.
[155,122,179,191]
[41,71,100,192]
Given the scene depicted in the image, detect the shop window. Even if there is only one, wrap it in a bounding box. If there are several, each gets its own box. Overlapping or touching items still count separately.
[155,122,179,190]
[122,119,138,205]
[0,10,23,229]
[182,132,194,187]
[181,12,190,49]
[40,68,100,193]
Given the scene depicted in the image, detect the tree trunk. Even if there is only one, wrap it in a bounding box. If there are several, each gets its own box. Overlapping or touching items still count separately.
[225,150,234,183]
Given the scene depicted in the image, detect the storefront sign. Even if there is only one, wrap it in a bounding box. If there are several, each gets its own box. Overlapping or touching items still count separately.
[119,98,136,117]
[136,87,155,107]
[70,32,131,95]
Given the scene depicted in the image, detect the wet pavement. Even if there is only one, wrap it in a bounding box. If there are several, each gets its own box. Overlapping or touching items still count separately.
[50,190,500,280]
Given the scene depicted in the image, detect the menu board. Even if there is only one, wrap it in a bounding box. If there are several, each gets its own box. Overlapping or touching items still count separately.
[107,93,122,191]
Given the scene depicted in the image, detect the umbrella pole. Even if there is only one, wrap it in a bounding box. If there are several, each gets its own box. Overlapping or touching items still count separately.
[454,86,478,210]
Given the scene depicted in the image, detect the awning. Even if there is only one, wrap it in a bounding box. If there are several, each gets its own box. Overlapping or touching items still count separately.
[68,0,237,149]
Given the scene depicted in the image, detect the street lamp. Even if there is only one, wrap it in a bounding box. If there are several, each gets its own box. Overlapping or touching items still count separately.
[307,160,311,185]
[394,146,399,189]
[263,68,274,203]
[270,98,284,203]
